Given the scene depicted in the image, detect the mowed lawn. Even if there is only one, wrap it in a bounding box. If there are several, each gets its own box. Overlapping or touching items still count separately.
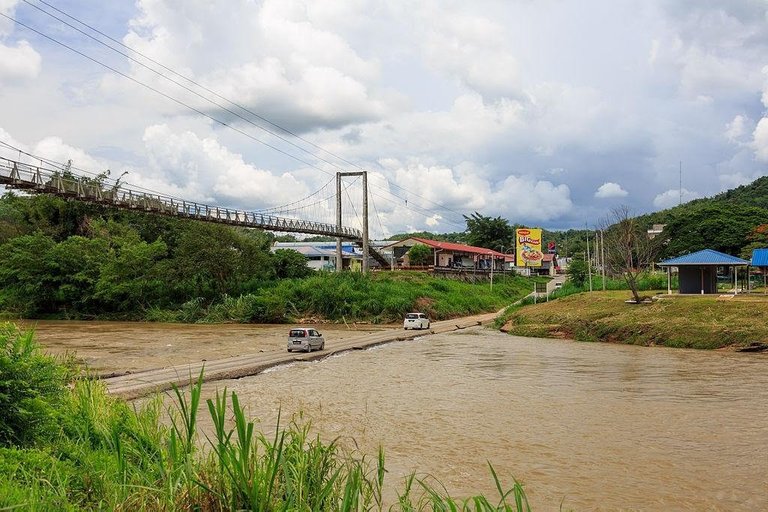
[500,291,768,349]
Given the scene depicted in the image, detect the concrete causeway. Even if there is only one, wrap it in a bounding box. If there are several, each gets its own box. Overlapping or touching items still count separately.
[103,311,501,400]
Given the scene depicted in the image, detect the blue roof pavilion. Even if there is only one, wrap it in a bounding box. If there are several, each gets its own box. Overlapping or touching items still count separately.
[658,249,749,295]
[751,248,768,267]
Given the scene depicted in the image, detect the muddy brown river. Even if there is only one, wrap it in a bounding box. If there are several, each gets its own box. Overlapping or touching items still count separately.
[27,321,768,511]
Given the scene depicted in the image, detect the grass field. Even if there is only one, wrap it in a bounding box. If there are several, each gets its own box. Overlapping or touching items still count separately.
[497,290,768,349]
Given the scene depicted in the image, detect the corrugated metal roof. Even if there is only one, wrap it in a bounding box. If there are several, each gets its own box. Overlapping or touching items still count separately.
[383,237,506,257]
[659,249,749,266]
[751,248,768,267]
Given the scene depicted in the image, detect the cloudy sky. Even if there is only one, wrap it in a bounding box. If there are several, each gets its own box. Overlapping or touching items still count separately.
[1,0,767,237]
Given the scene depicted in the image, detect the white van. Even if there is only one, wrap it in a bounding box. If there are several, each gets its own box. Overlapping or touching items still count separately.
[287,328,325,352]
[403,312,430,330]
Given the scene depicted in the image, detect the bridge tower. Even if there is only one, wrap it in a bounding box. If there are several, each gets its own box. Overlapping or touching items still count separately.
[336,171,368,273]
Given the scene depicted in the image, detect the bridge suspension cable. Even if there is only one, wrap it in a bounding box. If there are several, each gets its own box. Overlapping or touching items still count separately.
[6,5,470,232]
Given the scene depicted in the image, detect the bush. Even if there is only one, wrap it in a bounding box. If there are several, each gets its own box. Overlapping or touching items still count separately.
[0,323,75,447]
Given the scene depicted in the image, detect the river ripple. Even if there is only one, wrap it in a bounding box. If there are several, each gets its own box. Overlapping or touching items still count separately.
[205,329,768,512]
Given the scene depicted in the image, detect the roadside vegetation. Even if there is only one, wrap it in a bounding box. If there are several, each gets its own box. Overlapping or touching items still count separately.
[495,284,768,349]
[0,323,533,511]
[146,272,534,324]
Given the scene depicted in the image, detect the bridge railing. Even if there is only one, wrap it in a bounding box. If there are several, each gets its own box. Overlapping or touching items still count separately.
[0,157,361,238]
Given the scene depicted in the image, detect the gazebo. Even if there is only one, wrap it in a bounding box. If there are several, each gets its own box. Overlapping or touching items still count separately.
[658,249,749,295]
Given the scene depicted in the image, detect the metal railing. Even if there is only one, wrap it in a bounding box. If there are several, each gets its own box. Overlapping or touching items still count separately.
[0,157,361,239]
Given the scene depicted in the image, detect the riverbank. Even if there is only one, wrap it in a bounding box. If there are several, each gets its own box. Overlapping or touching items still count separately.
[498,290,768,349]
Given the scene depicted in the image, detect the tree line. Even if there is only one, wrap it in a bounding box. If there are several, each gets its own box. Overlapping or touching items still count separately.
[0,193,311,318]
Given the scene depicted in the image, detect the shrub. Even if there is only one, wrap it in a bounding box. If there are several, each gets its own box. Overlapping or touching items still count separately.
[0,323,76,447]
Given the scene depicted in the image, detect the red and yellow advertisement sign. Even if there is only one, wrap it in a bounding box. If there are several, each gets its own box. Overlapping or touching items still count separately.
[515,228,543,267]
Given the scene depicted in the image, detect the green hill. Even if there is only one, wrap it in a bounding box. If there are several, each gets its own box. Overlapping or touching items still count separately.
[640,175,768,259]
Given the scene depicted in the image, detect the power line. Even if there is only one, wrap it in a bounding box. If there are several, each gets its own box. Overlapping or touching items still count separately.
[29,0,365,172]
[6,7,471,230]
[20,0,363,178]
[0,12,341,179]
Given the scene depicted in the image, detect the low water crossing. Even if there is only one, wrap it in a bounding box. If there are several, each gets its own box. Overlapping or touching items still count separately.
[31,321,768,511]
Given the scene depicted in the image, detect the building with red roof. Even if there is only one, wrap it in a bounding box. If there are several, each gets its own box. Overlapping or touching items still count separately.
[381,237,507,270]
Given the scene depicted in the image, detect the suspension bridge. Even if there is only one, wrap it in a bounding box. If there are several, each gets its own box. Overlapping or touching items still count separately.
[0,156,389,268]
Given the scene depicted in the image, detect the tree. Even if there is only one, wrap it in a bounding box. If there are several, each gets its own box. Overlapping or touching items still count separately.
[601,206,663,303]
[566,255,590,288]
[92,221,168,312]
[0,233,57,315]
[406,243,432,266]
[739,223,768,259]
[272,249,312,278]
[463,212,514,250]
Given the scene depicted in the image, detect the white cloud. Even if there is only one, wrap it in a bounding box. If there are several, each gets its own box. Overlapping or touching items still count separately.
[421,9,520,99]
[753,118,768,162]
[141,124,309,207]
[0,0,20,37]
[719,172,759,190]
[725,115,749,143]
[653,188,701,209]
[20,136,104,173]
[491,175,572,221]
[594,182,628,198]
[0,41,41,82]
[425,214,442,227]
[121,0,385,131]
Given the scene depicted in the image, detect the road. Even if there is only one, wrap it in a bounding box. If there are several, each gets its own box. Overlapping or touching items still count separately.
[103,311,501,399]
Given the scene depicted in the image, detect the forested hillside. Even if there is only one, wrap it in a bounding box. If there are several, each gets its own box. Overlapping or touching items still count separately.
[641,175,768,259]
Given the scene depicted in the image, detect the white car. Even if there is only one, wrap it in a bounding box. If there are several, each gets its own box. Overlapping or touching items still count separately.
[287,327,325,352]
[403,312,430,330]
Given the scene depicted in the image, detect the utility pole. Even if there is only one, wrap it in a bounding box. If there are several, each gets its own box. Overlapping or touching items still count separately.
[600,229,606,291]
[586,229,593,292]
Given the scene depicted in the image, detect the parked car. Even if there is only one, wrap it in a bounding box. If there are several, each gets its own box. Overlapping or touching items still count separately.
[287,327,325,352]
[403,312,430,330]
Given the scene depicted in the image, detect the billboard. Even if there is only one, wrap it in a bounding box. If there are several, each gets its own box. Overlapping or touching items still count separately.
[515,228,543,267]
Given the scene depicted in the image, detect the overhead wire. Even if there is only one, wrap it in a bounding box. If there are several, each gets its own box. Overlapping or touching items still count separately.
[19,0,361,178]
[7,4,471,231]
[29,0,365,172]
[0,12,340,180]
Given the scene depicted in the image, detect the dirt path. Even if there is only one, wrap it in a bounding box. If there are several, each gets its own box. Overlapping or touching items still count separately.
[103,312,500,399]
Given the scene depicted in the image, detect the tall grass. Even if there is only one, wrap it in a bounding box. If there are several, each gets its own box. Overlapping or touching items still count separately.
[150,272,533,324]
[0,325,536,511]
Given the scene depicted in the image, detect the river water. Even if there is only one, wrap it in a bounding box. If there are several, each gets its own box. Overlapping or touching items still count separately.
[205,329,768,512]
[29,322,768,511]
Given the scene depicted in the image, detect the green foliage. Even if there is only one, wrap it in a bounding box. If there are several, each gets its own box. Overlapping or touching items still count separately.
[272,248,312,278]
[657,203,767,258]
[0,232,58,315]
[0,324,74,447]
[463,212,514,250]
[407,243,432,266]
[566,256,590,288]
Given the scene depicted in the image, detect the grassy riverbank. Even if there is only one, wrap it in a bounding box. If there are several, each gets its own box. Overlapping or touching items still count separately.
[497,290,768,349]
[145,272,537,324]
[0,323,532,511]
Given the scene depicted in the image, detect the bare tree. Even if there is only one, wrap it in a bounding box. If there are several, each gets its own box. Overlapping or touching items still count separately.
[600,206,663,303]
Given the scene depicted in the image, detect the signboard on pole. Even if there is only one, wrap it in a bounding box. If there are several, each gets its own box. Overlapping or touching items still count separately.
[515,228,543,267]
